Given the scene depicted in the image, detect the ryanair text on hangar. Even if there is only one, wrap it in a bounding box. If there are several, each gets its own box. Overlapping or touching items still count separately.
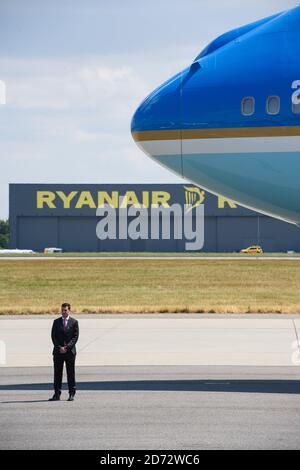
[35,188,238,250]
[36,189,237,210]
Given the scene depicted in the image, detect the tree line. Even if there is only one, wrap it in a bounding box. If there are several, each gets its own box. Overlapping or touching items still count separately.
[0,219,9,248]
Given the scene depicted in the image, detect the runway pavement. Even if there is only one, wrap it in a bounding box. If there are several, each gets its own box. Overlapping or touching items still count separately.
[1,315,300,449]
[1,365,300,450]
[1,314,300,367]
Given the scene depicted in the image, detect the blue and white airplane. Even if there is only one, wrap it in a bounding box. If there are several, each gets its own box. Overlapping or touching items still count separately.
[131,5,300,224]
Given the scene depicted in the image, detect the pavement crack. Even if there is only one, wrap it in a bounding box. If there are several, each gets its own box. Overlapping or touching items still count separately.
[77,320,124,353]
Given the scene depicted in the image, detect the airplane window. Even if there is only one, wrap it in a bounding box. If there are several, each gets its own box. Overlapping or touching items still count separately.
[267,96,280,115]
[241,97,255,116]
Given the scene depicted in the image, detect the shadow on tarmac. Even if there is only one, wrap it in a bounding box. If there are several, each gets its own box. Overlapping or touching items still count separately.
[1,379,300,399]
[1,399,50,403]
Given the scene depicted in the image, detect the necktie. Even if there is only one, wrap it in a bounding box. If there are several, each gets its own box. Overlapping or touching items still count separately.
[64,318,67,333]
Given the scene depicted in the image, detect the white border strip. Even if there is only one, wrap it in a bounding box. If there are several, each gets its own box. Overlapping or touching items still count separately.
[139,136,300,156]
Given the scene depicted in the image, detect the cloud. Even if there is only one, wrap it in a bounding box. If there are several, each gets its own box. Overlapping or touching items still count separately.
[2,59,148,110]
[0,54,185,218]
[0,0,296,219]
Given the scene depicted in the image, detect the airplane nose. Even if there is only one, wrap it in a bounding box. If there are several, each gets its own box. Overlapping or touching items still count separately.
[131,71,182,134]
[131,71,183,175]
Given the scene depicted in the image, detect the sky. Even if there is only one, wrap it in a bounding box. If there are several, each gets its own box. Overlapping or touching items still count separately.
[0,0,296,218]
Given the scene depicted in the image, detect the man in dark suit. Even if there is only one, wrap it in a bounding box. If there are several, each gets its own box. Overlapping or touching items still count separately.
[49,303,79,402]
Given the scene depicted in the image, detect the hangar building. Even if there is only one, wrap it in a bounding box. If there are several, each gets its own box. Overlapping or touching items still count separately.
[9,183,300,252]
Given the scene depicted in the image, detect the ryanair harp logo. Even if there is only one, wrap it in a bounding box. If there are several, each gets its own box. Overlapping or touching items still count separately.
[184,186,205,212]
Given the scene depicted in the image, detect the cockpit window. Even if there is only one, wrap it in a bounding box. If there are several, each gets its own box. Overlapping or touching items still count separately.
[266,96,280,115]
[194,12,281,61]
[241,97,255,116]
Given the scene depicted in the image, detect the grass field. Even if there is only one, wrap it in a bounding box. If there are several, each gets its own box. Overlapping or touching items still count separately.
[0,251,300,257]
[0,258,300,314]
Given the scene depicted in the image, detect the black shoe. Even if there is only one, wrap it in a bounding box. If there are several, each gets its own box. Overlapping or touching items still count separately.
[49,393,61,401]
[68,394,75,401]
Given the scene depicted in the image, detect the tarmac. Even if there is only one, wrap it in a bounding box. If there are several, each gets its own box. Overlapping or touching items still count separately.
[1,314,300,449]
[1,365,300,450]
[1,314,300,367]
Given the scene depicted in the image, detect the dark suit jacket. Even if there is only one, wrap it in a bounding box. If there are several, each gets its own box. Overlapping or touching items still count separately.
[51,316,79,356]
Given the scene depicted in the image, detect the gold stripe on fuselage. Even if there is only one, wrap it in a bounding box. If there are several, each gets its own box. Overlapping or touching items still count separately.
[132,126,300,141]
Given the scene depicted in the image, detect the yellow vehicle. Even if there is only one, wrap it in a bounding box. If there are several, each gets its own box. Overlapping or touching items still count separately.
[240,245,263,254]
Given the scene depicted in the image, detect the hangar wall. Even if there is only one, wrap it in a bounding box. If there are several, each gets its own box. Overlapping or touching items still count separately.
[9,184,300,252]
